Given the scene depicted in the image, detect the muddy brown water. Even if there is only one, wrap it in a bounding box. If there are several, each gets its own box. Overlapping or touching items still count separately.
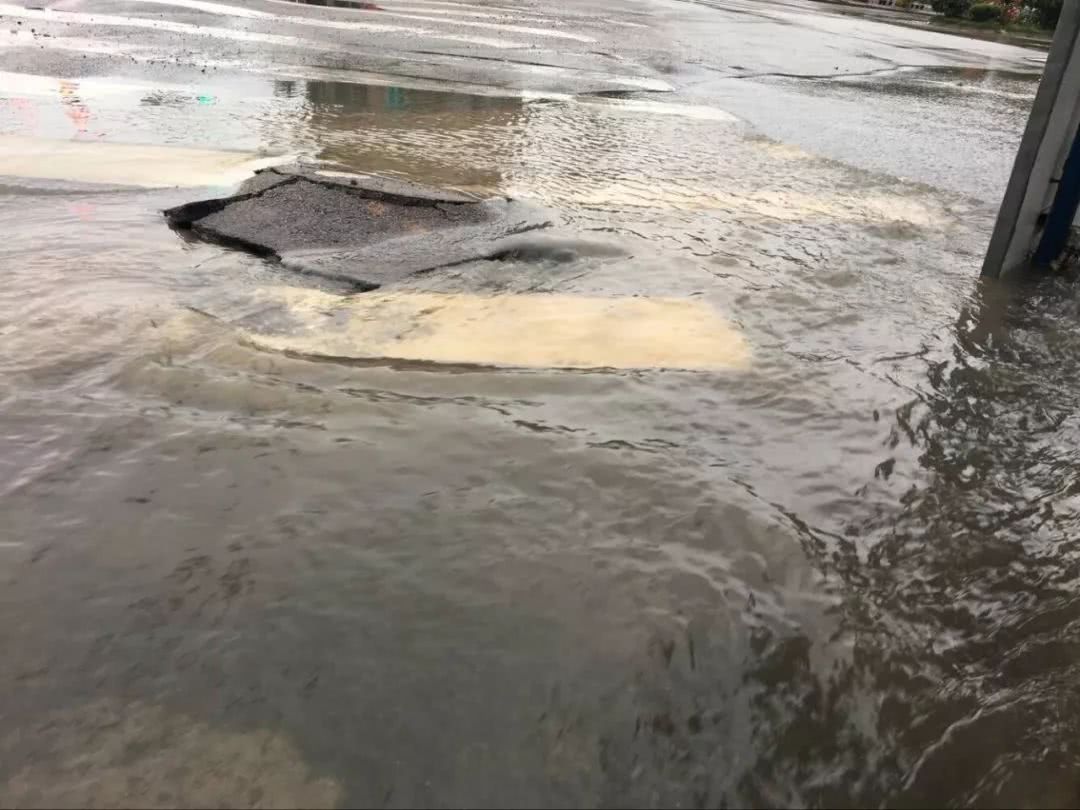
[3,64,1080,808]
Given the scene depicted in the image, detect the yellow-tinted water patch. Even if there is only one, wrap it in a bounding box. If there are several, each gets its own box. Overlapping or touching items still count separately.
[1,699,342,809]
[567,181,943,226]
[0,135,289,187]
[243,288,750,370]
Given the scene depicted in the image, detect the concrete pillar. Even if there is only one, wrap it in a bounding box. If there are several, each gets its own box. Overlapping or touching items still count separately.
[982,0,1080,278]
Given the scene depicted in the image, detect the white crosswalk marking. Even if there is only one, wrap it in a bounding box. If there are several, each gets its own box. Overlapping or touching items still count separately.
[0,2,529,48]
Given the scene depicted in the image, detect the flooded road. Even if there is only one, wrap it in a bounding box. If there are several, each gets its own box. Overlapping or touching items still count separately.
[2,0,1077,806]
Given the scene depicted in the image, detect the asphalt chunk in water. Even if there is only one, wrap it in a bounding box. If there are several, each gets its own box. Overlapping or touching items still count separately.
[165,167,550,289]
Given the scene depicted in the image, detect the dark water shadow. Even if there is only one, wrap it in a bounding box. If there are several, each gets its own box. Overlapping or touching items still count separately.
[778,271,1080,806]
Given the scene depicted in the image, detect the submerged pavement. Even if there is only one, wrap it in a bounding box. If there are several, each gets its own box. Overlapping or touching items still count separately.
[2,0,1075,808]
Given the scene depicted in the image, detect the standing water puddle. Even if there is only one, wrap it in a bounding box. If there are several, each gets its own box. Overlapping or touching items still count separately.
[4,37,1079,808]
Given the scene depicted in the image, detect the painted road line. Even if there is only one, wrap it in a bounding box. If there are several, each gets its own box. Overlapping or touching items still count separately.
[241,288,751,371]
[0,135,291,187]
[0,3,526,49]
[127,0,597,41]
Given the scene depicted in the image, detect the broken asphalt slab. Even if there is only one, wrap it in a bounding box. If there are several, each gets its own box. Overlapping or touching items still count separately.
[164,166,552,289]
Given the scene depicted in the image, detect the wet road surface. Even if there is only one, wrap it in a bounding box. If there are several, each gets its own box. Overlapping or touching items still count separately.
[2,0,1078,806]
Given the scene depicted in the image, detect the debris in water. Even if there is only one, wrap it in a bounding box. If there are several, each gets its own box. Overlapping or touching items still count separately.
[164,166,550,289]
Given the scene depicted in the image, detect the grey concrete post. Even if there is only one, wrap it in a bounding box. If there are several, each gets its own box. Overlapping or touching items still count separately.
[982,0,1080,278]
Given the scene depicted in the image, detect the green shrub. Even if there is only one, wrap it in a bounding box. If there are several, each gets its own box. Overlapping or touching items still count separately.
[1030,0,1063,28]
[932,0,972,17]
[970,2,1003,21]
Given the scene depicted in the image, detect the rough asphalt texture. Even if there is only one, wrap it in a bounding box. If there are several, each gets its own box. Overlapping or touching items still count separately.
[165,168,550,287]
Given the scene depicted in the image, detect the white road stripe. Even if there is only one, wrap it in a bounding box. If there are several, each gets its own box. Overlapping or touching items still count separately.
[0,135,293,187]
[370,11,596,42]
[0,3,526,49]
[267,0,555,24]
[0,69,192,97]
[576,97,736,120]
[378,5,551,22]
[0,33,666,100]
[117,0,592,41]
[111,0,282,20]
[378,0,647,22]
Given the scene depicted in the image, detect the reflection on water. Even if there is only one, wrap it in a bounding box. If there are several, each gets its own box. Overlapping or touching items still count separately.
[293,78,526,191]
[818,277,1080,807]
[4,56,1080,808]
[301,78,523,119]
[57,79,91,136]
